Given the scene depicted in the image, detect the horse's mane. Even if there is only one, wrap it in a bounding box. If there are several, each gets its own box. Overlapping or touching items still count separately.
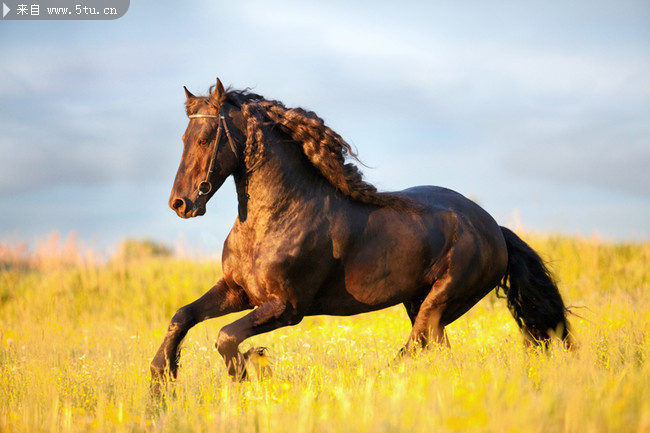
[187,87,420,213]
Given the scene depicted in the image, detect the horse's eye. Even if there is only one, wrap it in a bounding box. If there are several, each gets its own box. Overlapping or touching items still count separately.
[198,138,208,146]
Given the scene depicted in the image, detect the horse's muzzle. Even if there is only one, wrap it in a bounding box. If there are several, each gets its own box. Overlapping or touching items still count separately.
[170,197,206,218]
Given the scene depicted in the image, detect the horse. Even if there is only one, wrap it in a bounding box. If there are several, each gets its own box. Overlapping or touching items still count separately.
[150,78,573,390]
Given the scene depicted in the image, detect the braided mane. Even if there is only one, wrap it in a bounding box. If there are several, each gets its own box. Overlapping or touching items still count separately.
[188,87,419,212]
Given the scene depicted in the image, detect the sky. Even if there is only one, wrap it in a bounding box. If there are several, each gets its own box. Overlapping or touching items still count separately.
[1,0,649,254]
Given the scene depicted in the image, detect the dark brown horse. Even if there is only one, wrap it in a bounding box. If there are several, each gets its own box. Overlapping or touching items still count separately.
[151,78,572,389]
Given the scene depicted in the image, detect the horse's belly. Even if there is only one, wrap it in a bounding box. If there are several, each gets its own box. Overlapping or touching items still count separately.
[353,269,426,305]
[307,248,431,316]
[307,274,423,316]
[307,284,408,316]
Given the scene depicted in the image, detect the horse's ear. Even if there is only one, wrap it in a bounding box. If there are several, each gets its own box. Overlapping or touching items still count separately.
[212,78,226,103]
[184,86,195,100]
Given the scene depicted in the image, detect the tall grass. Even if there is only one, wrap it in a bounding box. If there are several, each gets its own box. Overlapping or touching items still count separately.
[1,233,648,432]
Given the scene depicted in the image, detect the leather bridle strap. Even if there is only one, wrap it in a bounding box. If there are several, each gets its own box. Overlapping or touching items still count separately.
[188,109,240,196]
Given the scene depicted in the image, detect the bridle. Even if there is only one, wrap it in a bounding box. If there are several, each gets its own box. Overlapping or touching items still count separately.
[188,108,239,196]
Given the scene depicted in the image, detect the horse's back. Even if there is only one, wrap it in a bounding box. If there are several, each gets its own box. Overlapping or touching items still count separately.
[401,185,482,211]
[400,185,504,238]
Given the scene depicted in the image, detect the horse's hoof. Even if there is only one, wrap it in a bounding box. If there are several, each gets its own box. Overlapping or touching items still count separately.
[243,347,273,380]
[390,347,407,364]
[148,368,167,411]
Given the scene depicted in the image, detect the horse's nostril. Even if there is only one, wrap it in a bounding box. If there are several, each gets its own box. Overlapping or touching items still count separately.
[171,198,185,211]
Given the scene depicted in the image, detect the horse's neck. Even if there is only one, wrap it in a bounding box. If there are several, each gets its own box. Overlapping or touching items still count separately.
[233,138,333,223]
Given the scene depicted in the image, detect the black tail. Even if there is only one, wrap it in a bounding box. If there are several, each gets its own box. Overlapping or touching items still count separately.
[498,227,574,348]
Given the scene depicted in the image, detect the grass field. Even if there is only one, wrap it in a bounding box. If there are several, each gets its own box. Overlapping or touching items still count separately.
[1,232,649,432]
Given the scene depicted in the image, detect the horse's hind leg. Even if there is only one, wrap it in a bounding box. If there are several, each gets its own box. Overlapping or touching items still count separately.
[399,274,499,359]
[399,274,457,358]
[404,298,450,353]
[150,278,250,393]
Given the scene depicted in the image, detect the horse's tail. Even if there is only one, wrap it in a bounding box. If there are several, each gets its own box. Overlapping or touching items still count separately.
[498,226,574,348]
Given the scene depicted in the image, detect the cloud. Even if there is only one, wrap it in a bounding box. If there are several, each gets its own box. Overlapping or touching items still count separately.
[500,110,650,197]
[1,0,649,243]
[0,38,190,193]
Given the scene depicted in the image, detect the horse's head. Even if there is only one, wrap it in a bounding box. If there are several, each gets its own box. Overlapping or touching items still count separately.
[169,79,242,218]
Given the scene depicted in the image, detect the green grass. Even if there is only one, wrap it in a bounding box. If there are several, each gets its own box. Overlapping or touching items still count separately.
[1,234,649,432]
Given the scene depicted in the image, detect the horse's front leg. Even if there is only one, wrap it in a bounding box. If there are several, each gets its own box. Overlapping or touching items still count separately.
[216,297,302,380]
[150,278,250,394]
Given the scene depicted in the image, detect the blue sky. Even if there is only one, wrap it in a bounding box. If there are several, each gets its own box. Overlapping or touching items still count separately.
[1,0,649,253]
